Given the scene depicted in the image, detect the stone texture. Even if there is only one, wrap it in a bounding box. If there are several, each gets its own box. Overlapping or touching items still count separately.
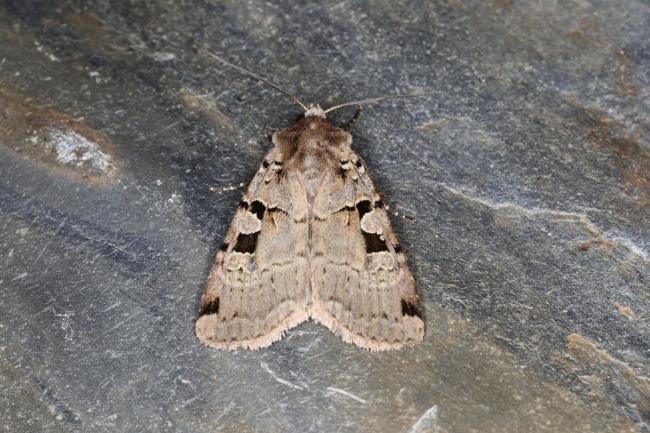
[0,1,648,432]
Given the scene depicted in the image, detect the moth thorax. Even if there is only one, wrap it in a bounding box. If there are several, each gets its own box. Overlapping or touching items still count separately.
[301,153,321,176]
[304,103,326,118]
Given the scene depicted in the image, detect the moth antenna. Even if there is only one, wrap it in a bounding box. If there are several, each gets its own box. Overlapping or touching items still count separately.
[324,92,434,114]
[208,51,309,112]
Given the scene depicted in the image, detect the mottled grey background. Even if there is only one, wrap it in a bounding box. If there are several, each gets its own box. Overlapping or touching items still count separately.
[0,1,648,432]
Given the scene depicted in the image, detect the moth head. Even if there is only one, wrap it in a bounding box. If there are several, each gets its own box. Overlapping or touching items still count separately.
[303,103,326,119]
[271,113,352,150]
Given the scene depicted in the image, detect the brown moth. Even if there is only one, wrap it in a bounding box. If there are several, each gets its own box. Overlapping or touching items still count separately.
[196,54,424,351]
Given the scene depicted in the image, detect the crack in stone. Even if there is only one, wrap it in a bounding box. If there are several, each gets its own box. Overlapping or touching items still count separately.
[440,184,649,262]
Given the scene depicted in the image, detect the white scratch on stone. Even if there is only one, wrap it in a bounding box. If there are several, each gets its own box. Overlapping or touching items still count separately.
[41,128,112,173]
[260,362,304,390]
[153,52,177,62]
[326,387,367,404]
[443,184,600,231]
[101,301,121,313]
[11,272,27,281]
[442,184,648,261]
[408,405,439,433]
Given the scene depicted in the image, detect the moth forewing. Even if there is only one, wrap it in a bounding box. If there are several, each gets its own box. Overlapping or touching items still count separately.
[196,112,423,351]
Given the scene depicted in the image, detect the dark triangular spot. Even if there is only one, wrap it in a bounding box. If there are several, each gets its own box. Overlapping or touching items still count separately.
[356,200,372,219]
[249,201,266,220]
[401,299,422,318]
[363,231,388,253]
[219,242,229,252]
[374,199,384,208]
[262,161,269,169]
[239,201,249,210]
[199,298,220,316]
[394,244,403,254]
[233,232,259,253]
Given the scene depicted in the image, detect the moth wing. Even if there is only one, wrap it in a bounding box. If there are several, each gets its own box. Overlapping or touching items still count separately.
[196,147,310,350]
[310,152,424,351]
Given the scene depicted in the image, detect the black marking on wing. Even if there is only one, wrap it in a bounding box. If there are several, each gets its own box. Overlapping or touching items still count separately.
[362,232,388,253]
[199,298,220,316]
[401,299,422,318]
[339,160,350,178]
[374,199,384,209]
[268,207,289,216]
[239,200,249,210]
[268,207,288,227]
[233,232,259,253]
[337,204,355,213]
[262,160,270,169]
[356,200,372,219]
[219,242,229,252]
[249,201,266,220]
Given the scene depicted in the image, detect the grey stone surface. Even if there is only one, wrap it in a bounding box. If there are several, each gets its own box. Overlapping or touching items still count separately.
[0,1,648,432]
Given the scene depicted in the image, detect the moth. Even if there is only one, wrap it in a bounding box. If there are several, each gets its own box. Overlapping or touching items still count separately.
[196,54,424,351]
